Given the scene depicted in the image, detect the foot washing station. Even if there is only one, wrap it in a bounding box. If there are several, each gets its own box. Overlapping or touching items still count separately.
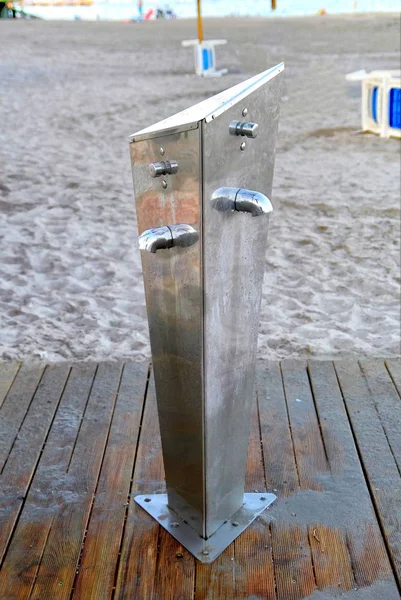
[129,64,284,563]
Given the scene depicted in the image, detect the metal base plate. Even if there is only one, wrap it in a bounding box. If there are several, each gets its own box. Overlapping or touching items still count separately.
[135,492,276,563]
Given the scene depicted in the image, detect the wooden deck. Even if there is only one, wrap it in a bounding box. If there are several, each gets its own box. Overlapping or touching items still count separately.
[0,359,400,599]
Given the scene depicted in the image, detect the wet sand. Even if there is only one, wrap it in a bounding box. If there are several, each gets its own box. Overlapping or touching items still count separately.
[0,15,400,362]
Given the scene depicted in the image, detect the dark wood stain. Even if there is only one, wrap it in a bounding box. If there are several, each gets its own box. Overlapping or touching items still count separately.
[0,358,399,599]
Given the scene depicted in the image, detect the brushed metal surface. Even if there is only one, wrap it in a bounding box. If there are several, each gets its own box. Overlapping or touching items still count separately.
[211,187,273,217]
[138,224,199,253]
[131,128,205,534]
[135,492,276,563]
[129,63,284,142]
[202,72,283,537]
[131,67,283,545]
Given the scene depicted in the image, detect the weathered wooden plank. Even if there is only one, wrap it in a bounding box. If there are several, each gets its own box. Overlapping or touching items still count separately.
[279,360,338,599]
[0,363,45,472]
[259,362,315,600]
[28,362,123,600]
[335,360,401,586]
[308,525,354,590]
[195,552,235,600]
[114,375,164,600]
[0,363,97,599]
[386,359,401,399]
[360,359,401,471]
[280,360,329,490]
[257,362,298,497]
[0,364,70,568]
[153,529,196,600]
[271,523,316,600]
[234,394,276,600]
[71,362,149,600]
[0,362,20,409]
[308,360,396,591]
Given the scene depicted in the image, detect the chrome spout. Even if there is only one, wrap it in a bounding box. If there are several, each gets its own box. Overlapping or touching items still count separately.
[138,224,198,253]
[211,187,273,217]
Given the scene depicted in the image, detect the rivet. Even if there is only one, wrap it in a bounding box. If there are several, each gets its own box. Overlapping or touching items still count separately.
[232,521,239,527]
[240,142,246,151]
[242,108,248,117]
[160,147,165,156]
[144,497,151,502]
[260,496,267,501]
[171,522,179,528]
[162,180,168,189]
[202,550,209,556]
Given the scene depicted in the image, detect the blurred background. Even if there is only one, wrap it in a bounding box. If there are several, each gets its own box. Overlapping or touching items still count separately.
[0,4,400,363]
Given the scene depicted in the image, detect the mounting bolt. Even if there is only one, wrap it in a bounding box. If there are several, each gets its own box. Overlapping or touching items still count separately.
[162,180,168,189]
[242,108,248,117]
[260,496,267,501]
[160,147,165,156]
[144,498,151,502]
[202,550,209,556]
[232,521,239,527]
[171,522,179,528]
[240,142,246,151]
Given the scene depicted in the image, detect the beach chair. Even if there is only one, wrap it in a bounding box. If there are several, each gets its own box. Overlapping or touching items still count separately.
[182,39,228,77]
[347,69,401,139]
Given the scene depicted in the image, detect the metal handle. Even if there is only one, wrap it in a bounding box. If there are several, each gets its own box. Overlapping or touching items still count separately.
[211,187,272,217]
[149,160,179,178]
[138,224,198,253]
[229,121,259,138]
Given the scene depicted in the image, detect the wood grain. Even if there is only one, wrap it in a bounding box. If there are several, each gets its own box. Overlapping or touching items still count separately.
[114,374,164,600]
[385,359,401,399]
[260,362,316,600]
[335,360,401,587]
[360,359,401,471]
[0,359,399,599]
[0,362,20,409]
[234,393,276,600]
[0,363,96,599]
[0,363,45,472]
[72,362,148,600]
[308,360,395,590]
[28,362,123,600]
[0,364,70,569]
[257,362,298,497]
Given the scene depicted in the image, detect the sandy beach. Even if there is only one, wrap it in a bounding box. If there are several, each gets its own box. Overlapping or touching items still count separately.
[0,14,400,362]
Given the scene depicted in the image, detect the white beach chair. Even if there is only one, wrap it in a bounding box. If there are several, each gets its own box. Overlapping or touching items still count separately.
[182,39,228,77]
[346,70,401,139]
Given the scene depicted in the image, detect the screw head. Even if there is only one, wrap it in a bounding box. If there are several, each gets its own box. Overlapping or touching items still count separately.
[202,550,209,556]
[240,142,246,151]
[144,497,151,502]
[242,107,248,117]
[160,147,165,156]
[260,496,267,501]
[232,521,239,527]
[171,522,179,528]
[162,180,168,189]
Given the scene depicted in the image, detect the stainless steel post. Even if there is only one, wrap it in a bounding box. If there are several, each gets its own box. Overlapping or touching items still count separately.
[130,64,284,563]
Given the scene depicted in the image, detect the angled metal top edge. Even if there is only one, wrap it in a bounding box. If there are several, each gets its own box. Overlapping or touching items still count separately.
[129,62,284,143]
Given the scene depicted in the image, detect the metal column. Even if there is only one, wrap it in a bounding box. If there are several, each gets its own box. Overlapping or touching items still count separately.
[130,64,284,563]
